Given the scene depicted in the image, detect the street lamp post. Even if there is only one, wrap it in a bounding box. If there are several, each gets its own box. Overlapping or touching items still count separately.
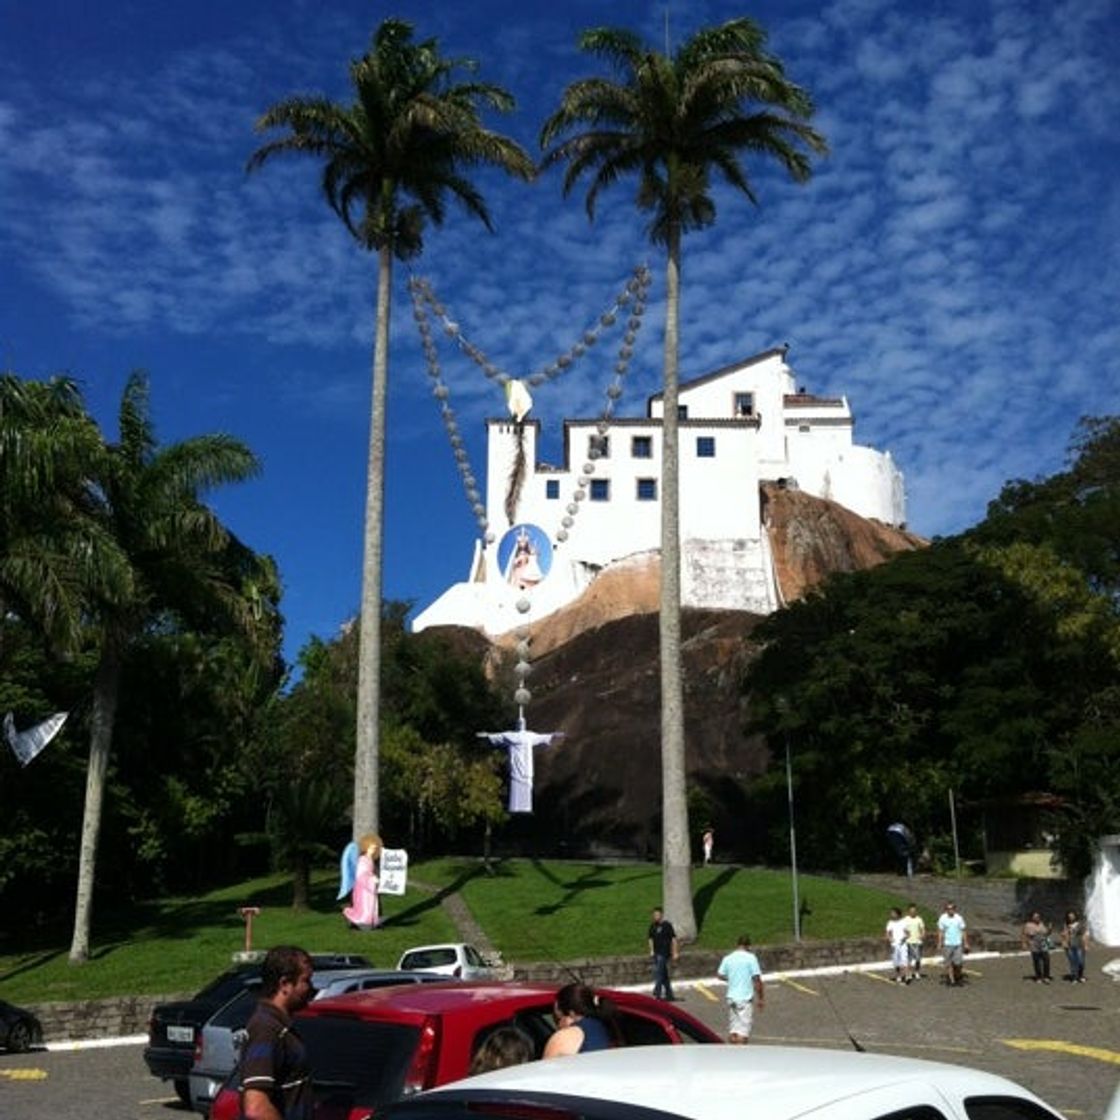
[776,697,801,943]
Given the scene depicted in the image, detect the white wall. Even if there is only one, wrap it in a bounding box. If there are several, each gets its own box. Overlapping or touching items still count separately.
[415,349,907,635]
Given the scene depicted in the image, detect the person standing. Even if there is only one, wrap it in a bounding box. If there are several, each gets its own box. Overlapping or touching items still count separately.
[647,907,679,1001]
[885,907,910,983]
[1022,911,1053,983]
[936,901,969,987]
[239,945,315,1120]
[716,934,764,1044]
[902,903,927,980]
[702,828,714,866]
[1060,909,1090,983]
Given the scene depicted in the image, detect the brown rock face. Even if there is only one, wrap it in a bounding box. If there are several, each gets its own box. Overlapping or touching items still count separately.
[762,482,926,602]
[455,489,925,858]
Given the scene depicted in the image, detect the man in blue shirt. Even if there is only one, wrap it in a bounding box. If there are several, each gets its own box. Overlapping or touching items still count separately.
[936,901,969,987]
[716,934,764,1043]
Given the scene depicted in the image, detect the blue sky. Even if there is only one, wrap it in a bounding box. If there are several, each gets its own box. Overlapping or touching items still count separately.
[3,0,1117,666]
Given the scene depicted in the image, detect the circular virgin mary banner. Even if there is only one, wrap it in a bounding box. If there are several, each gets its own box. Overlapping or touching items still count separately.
[498,523,553,592]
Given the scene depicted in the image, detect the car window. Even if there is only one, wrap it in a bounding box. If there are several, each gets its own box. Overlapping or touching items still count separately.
[614,1011,672,1047]
[297,1016,422,1118]
[966,1098,1063,1120]
[193,968,256,1005]
[464,946,485,967]
[403,949,457,969]
[210,987,259,1029]
[664,1011,717,1045]
[866,1108,947,1120]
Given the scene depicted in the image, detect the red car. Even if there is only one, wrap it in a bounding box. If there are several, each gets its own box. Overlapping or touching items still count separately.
[211,980,719,1120]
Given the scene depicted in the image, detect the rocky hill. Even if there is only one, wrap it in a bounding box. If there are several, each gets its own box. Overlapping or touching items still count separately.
[434,487,925,859]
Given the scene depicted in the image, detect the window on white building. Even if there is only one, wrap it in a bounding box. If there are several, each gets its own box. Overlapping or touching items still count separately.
[590,478,610,501]
[696,436,716,458]
[545,479,560,499]
[799,424,811,433]
[636,478,657,501]
[734,392,754,417]
[631,435,653,458]
[677,404,689,420]
[589,434,610,459]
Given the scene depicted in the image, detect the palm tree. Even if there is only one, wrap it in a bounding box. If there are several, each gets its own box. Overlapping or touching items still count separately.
[68,372,269,962]
[541,19,826,939]
[248,19,534,843]
[0,375,128,651]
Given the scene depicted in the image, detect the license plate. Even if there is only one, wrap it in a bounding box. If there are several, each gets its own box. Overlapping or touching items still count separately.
[167,1025,194,1044]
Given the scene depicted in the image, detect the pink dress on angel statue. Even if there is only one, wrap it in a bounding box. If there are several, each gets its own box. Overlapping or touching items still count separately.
[343,852,380,928]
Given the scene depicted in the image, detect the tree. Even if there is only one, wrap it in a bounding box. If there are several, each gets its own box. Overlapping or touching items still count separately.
[248,19,534,844]
[541,19,826,937]
[0,374,128,651]
[68,372,272,962]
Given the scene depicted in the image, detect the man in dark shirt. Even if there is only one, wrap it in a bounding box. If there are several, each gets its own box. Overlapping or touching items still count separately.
[647,907,679,1001]
[239,945,315,1120]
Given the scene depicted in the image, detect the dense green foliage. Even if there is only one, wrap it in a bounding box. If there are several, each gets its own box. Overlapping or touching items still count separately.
[0,372,506,951]
[745,417,1119,877]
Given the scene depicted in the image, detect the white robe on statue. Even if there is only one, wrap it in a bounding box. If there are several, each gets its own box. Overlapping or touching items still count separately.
[477,722,564,812]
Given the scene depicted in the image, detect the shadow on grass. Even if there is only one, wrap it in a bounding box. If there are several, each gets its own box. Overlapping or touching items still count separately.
[0,949,66,985]
[693,866,740,933]
[529,861,654,917]
[377,863,489,933]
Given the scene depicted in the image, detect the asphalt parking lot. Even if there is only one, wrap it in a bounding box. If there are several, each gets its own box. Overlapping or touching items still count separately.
[0,951,1117,1120]
[679,952,1120,1120]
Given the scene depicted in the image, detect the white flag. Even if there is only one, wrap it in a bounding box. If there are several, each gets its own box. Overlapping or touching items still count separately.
[4,711,68,766]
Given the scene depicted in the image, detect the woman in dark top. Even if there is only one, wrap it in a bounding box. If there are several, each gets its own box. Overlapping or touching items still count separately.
[543,983,619,1058]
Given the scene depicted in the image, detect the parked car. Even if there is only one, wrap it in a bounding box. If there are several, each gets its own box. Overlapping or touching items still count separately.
[396,943,500,979]
[143,952,371,1105]
[381,1045,1067,1120]
[209,980,720,1120]
[0,999,43,1053]
[189,969,445,1115]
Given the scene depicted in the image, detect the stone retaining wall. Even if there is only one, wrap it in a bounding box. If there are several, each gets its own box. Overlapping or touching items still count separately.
[28,931,1021,1045]
[26,992,182,1042]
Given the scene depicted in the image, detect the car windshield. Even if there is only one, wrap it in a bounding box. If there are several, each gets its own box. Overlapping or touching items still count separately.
[298,1016,422,1118]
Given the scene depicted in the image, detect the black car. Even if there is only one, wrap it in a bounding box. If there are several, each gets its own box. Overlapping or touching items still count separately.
[143,952,370,1104]
[0,999,43,1053]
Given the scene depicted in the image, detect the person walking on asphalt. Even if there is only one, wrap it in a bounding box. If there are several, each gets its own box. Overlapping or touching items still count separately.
[1022,911,1053,983]
[886,907,911,983]
[1060,909,1090,983]
[903,903,927,980]
[647,907,679,1001]
[717,934,764,1043]
[239,945,316,1120]
[937,901,969,987]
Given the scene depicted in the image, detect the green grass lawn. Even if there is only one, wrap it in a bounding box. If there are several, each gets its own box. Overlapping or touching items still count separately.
[0,860,919,1005]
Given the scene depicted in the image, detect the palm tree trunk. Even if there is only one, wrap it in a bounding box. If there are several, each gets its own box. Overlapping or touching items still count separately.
[354,246,393,841]
[660,222,696,940]
[68,646,121,964]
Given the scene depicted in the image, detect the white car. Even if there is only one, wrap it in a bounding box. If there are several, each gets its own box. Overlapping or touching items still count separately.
[397,942,503,979]
[378,1046,1066,1120]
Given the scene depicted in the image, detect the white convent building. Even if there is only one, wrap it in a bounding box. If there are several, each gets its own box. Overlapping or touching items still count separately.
[412,347,905,636]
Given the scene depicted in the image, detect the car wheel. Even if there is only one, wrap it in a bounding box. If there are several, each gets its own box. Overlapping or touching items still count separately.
[7,1020,33,1053]
[174,1078,191,1105]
